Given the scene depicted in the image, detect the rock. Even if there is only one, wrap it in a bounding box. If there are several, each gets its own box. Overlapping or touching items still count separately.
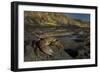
[64,48,78,58]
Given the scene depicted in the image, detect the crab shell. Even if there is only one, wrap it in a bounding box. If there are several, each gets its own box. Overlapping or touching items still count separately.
[38,37,64,56]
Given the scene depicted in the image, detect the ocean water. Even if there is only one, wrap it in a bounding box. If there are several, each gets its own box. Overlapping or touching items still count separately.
[64,13,90,22]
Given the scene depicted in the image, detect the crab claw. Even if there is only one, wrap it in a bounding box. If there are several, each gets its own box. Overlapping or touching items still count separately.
[53,41,64,49]
[40,46,54,56]
[56,44,64,49]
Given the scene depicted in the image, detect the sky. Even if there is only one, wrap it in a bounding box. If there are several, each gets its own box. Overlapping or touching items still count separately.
[64,13,90,22]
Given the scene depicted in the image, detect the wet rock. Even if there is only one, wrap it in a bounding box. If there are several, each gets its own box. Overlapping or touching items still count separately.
[64,48,78,58]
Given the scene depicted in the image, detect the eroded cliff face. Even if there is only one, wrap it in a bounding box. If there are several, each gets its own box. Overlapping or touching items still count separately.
[24,11,90,27]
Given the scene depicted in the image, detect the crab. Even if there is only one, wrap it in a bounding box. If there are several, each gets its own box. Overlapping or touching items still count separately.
[32,37,64,58]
